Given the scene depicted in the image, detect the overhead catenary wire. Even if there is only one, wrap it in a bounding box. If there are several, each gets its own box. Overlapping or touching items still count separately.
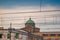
[0,16,60,25]
[0,11,40,15]
[0,0,60,27]
[0,0,60,15]
[0,10,60,15]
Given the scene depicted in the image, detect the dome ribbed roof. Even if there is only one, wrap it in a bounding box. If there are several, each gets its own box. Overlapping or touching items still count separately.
[26,18,35,24]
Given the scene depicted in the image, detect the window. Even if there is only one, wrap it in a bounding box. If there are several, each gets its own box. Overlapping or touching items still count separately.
[7,34,11,39]
[43,34,48,36]
[58,34,60,36]
[0,34,3,38]
[15,33,19,39]
[50,34,56,36]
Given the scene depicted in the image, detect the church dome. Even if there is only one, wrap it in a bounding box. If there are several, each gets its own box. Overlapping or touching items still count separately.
[26,18,35,24]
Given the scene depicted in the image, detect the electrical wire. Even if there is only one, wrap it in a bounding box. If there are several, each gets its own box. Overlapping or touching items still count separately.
[0,10,60,15]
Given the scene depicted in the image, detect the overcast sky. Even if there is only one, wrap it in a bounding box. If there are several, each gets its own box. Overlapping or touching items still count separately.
[0,0,60,32]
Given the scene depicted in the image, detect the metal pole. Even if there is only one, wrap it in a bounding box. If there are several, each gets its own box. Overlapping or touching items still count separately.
[40,0,42,12]
[1,16,3,27]
[10,23,12,40]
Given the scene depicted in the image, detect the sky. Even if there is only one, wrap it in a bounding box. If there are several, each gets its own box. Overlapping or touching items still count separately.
[0,0,60,32]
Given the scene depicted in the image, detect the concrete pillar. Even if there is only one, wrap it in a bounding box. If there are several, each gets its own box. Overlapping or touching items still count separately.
[11,33,15,40]
[2,32,7,40]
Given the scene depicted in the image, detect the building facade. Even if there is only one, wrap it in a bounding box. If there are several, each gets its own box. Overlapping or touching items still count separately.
[0,28,28,40]
[0,18,60,40]
[33,32,60,40]
[21,18,60,40]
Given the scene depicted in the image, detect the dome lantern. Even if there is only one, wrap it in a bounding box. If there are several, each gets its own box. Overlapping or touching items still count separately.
[26,18,35,24]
